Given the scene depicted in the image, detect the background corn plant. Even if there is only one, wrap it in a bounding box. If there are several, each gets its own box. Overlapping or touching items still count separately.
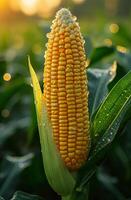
[0,3,131,200]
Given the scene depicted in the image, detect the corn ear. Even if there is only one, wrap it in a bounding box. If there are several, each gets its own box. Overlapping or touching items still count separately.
[43,8,90,170]
[28,57,75,196]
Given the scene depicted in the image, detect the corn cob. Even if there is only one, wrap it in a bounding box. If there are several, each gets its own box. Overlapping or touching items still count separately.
[43,8,90,170]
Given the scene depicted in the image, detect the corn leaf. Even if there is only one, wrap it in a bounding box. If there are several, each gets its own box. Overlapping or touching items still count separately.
[28,58,75,196]
[92,70,131,139]
[76,71,131,190]
[0,154,33,197]
[89,46,115,66]
[10,191,44,200]
[88,62,117,117]
[0,197,5,200]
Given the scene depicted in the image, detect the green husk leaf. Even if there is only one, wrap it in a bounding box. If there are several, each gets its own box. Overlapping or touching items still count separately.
[28,58,75,196]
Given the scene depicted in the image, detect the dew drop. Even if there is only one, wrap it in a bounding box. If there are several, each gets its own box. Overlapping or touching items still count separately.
[30,82,33,87]
[107,138,111,142]
[72,16,77,21]
[109,71,113,75]
[34,100,38,105]
[46,33,51,38]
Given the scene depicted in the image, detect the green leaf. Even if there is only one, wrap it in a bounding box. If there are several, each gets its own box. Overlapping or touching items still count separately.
[76,71,131,189]
[10,191,44,200]
[0,197,5,200]
[0,79,26,112]
[97,168,125,200]
[0,154,33,196]
[88,61,116,117]
[84,36,93,57]
[92,71,131,139]
[0,118,30,146]
[116,51,131,72]
[28,58,75,196]
[89,46,115,66]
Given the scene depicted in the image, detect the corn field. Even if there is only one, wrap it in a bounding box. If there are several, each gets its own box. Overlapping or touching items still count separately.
[0,2,131,200]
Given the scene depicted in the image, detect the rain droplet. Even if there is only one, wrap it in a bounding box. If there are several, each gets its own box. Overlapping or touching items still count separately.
[72,16,77,21]
[30,82,33,87]
[43,123,46,127]
[109,71,113,75]
[34,100,38,105]
[107,138,111,142]
[46,33,50,38]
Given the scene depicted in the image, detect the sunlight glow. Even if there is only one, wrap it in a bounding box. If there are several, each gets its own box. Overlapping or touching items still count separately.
[9,0,62,17]
[38,0,61,17]
[72,0,85,4]
[0,0,7,10]
[20,0,38,15]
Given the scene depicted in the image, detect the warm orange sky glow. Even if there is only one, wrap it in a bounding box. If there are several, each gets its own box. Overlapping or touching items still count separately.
[19,0,38,15]
[0,0,62,18]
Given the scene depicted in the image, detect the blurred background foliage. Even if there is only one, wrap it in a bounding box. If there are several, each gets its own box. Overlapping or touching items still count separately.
[0,0,131,200]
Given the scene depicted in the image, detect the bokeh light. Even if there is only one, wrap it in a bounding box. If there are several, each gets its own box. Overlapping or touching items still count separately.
[8,0,62,17]
[3,73,12,81]
[117,45,127,53]
[109,23,119,33]
[104,38,113,46]
[1,109,10,118]
[19,0,38,15]
[72,0,86,4]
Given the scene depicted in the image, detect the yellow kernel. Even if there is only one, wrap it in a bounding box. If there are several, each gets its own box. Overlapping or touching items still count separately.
[68,147,75,152]
[68,152,75,157]
[65,49,72,54]
[60,146,68,151]
[65,43,71,48]
[65,37,70,43]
